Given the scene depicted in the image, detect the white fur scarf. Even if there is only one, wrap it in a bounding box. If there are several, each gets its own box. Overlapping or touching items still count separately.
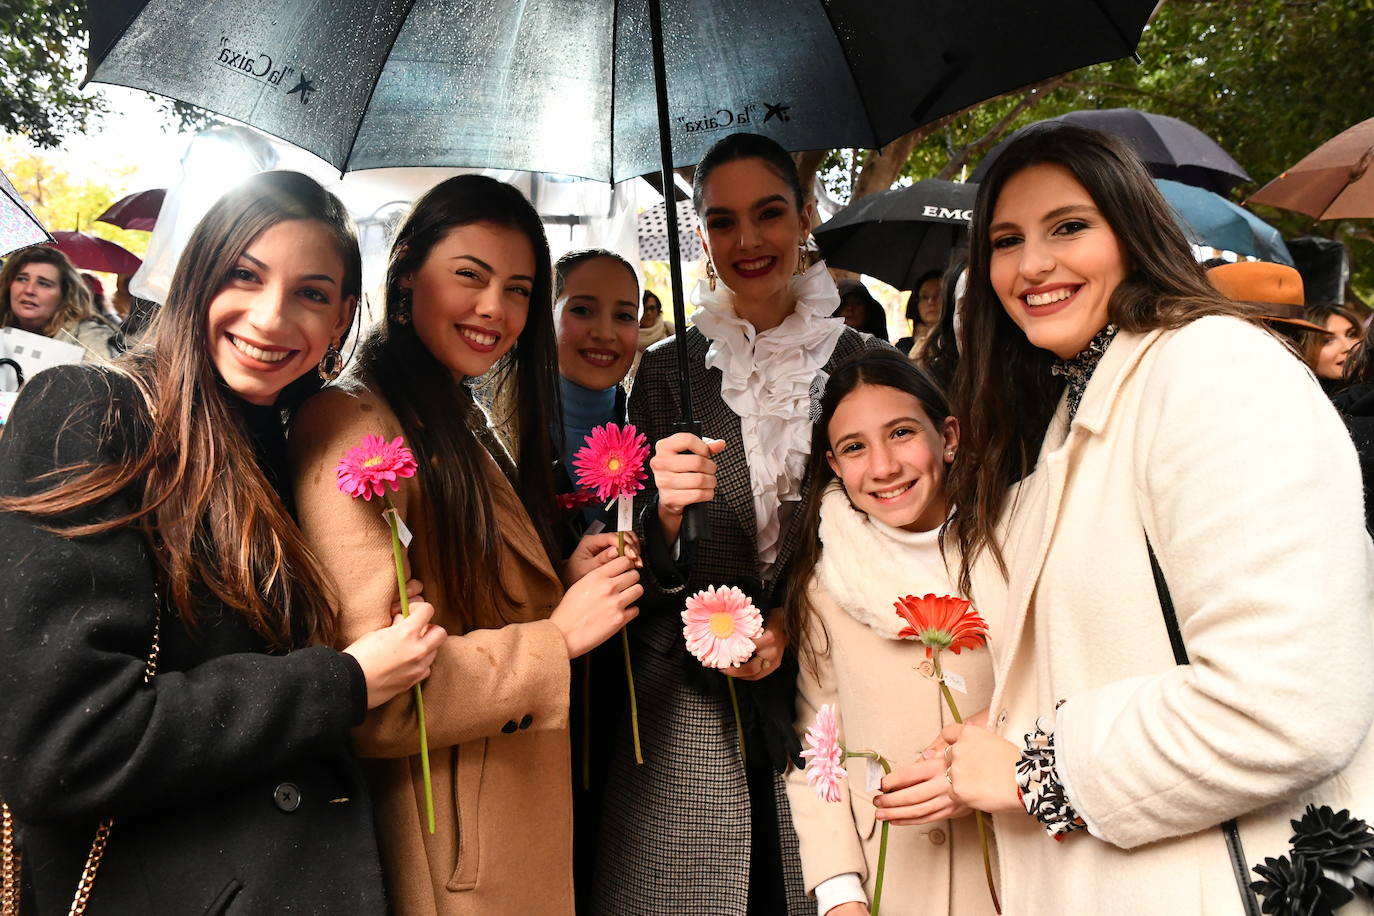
[815,481,958,640]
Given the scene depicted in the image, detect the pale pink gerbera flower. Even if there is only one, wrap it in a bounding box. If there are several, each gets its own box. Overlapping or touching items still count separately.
[800,704,846,803]
[572,422,650,503]
[681,585,764,669]
[335,434,418,501]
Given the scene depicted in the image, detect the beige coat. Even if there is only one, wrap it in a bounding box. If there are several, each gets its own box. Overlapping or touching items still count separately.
[786,483,998,916]
[970,317,1374,914]
[291,384,572,916]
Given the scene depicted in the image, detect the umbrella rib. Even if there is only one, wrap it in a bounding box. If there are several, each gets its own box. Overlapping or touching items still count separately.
[608,0,620,179]
[340,1,422,175]
[810,0,881,150]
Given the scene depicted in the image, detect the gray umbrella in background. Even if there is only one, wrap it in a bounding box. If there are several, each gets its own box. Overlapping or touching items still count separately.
[0,168,51,258]
[88,0,1156,546]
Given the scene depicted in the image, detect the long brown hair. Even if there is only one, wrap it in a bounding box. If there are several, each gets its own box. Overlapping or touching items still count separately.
[1,171,362,647]
[358,175,560,628]
[947,124,1262,594]
[1301,303,1364,376]
[782,349,954,675]
[0,246,96,336]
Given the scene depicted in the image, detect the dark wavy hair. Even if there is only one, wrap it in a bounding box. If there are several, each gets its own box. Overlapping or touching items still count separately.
[947,124,1261,594]
[358,175,560,623]
[1,170,361,647]
[782,348,953,674]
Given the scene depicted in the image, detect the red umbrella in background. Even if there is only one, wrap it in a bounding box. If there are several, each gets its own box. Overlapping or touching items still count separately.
[50,231,143,274]
[95,188,166,232]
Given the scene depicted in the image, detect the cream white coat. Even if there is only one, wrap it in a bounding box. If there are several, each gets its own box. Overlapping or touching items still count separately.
[970,316,1374,914]
[786,483,998,916]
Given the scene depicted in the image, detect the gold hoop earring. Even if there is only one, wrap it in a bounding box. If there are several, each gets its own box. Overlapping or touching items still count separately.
[390,287,412,325]
[795,243,808,276]
[705,258,718,292]
[317,342,343,381]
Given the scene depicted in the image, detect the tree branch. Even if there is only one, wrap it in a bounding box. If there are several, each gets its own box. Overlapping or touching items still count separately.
[934,75,1067,181]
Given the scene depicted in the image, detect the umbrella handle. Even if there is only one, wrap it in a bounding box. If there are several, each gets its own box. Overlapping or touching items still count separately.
[675,420,711,547]
[0,358,22,392]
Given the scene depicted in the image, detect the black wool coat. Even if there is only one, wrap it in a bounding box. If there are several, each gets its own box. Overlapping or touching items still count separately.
[0,366,385,915]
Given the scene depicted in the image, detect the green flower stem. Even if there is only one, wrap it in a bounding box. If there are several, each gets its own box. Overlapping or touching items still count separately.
[931,652,1001,914]
[843,749,892,915]
[615,530,644,765]
[725,676,746,767]
[382,495,436,835]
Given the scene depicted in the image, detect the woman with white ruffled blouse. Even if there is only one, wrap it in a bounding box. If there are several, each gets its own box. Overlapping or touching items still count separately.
[781,349,997,916]
[591,133,889,915]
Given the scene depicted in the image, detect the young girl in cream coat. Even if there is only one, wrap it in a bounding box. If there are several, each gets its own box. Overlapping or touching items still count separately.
[783,349,998,916]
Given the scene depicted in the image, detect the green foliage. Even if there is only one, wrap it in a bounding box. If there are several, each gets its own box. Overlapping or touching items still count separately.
[0,0,104,146]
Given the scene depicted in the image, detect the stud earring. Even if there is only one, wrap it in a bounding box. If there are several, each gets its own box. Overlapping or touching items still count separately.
[317,341,343,381]
[944,449,956,461]
[705,258,718,292]
[390,287,413,325]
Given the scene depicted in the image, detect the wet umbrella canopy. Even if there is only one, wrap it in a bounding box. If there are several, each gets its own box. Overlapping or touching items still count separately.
[1155,179,1293,266]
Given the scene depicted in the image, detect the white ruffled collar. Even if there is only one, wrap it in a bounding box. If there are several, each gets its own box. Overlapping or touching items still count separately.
[690,263,847,571]
[815,481,955,639]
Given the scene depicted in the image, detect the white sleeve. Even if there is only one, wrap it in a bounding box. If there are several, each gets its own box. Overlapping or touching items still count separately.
[814,873,867,915]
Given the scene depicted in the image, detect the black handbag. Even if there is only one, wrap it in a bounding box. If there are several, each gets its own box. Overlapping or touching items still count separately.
[1146,538,1263,916]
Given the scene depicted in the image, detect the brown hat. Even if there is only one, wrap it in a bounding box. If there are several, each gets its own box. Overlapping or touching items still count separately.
[1206,261,1325,333]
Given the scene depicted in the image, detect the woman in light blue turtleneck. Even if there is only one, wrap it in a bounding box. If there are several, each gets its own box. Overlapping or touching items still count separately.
[553,247,642,913]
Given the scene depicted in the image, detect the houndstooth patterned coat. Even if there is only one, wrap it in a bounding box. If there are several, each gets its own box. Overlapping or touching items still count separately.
[589,325,889,915]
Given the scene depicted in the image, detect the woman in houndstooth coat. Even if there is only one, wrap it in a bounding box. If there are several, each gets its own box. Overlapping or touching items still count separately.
[589,132,890,915]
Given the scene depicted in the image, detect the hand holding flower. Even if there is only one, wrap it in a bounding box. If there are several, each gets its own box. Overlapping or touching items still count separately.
[343,600,448,709]
[550,554,642,660]
[720,611,787,682]
[938,722,1024,815]
[562,531,642,587]
[874,751,971,826]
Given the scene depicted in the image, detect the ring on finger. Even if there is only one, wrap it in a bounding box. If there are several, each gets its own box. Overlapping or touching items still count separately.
[761,658,771,670]
[945,767,953,785]
[943,746,952,764]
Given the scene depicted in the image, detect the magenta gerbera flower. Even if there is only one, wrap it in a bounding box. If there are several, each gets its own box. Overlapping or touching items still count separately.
[801,704,846,803]
[681,585,764,669]
[572,422,650,503]
[336,434,418,501]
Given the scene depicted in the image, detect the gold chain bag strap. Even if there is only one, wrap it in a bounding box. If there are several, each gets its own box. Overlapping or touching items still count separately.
[2,607,161,916]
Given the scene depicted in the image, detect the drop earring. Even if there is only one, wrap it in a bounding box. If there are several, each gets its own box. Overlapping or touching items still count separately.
[317,341,343,381]
[795,242,808,276]
[705,258,718,292]
[390,287,413,325]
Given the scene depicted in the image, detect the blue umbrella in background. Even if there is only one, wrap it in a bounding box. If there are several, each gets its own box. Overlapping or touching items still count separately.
[1154,178,1293,265]
[0,168,51,258]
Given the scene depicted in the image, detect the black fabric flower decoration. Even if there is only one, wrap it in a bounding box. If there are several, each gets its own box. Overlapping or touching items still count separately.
[1290,806,1374,881]
[1251,854,1352,916]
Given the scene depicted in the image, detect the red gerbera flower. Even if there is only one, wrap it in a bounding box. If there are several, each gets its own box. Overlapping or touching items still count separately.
[894,594,989,658]
[572,422,650,503]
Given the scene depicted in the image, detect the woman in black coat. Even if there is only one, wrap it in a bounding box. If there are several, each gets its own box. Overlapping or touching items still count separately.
[0,171,445,915]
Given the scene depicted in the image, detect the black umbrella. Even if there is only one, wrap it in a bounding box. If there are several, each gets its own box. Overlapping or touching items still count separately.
[972,108,1251,194]
[813,179,974,290]
[88,0,1155,544]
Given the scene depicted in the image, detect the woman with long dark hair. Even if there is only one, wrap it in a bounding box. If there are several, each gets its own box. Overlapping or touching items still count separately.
[290,175,642,915]
[0,171,446,913]
[1301,302,1365,394]
[781,349,996,916]
[595,132,888,915]
[876,124,1374,913]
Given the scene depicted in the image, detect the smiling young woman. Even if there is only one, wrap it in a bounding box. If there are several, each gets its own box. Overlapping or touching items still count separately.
[594,133,891,915]
[289,175,642,916]
[892,123,1374,915]
[0,171,447,914]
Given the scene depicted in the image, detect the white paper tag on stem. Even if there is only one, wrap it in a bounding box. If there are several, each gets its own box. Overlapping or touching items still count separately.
[617,495,633,532]
[943,671,967,695]
[383,507,414,548]
[865,757,884,792]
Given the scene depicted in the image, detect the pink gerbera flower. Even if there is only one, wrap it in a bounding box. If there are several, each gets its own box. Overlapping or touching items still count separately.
[681,585,764,669]
[336,434,418,501]
[572,422,650,503]
[800,704,846,803]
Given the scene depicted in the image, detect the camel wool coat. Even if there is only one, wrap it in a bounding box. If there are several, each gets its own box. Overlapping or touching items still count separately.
[785,484,998,916]
[291,383,572,916]
[969,317,1374,915]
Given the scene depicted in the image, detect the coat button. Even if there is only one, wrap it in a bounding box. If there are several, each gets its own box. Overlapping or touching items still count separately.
[928,828,947,846]
[518,714,533,730]
[995,708,1009,730]
[273,782,301,812]
[501,720,518,734]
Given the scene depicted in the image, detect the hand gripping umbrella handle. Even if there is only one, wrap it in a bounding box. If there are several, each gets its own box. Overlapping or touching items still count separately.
[675,419,711,547]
